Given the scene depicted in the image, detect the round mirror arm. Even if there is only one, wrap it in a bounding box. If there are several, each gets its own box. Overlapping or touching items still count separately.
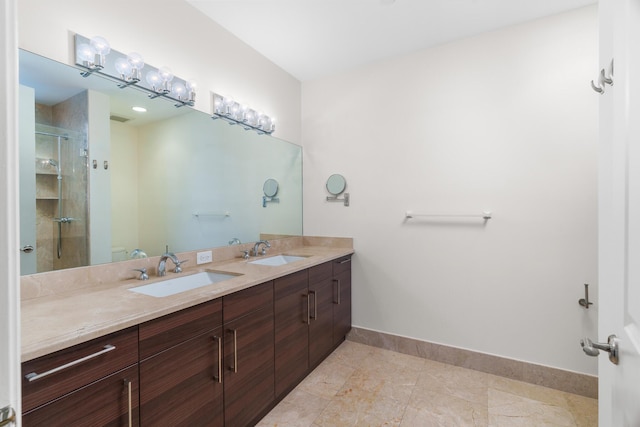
[326,193,350,207]
[263,195,280,208]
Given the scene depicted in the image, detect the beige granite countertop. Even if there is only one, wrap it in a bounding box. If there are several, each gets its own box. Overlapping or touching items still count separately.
[21,236,353,362]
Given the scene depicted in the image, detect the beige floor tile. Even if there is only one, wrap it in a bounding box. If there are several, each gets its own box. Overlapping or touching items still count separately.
[256,389,331,427]
[564,392,598,427]
[298,359,356,398]
[402,392,489,427]
[313,385,405,427]
[259,342,598,427]
[488,389,576,427]
[324,341,377,369]
[488,374,569,407]
[416,361,490,406]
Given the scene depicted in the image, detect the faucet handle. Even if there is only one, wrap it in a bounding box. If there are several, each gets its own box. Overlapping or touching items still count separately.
[240,250,250,260]
[173,259,188,273]
[133,268,149,280]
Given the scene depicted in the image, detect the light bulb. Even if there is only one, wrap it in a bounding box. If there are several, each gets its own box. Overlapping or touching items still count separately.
[76,43,96,63]
[213,94,224,114]
[114,57,132,78]
[186,79,197,91]
[127,52,144,71]
[158,67,173,83]
[89,36,111,55]
[171,82,187,100]
[245,109,256,125]
[146,71,162,90]
[89,36,110,67]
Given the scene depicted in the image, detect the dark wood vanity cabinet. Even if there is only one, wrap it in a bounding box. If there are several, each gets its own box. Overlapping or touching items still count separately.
[22,254,352,426]
[308,261,337,367]
[21,327,139,427]
[333,255,353,346]
[138,299,224,427]
[274,257,353,397]
[274,270,310,397]
[222,281,275,427]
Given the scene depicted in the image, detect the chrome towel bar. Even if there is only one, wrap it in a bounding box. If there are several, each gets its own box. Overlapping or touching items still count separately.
[405,211,492,220]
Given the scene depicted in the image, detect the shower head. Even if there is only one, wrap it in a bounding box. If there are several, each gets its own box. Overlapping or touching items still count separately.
[48,159,58,167]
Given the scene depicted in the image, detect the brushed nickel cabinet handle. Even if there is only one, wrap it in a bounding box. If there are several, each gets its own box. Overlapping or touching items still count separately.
[338,258,351,264]
[228,329,238,373]
[125,378,132,427]
[333,279,341,304]
[213,336,222,383]
[24,344,116,382]
[309,290,317,320]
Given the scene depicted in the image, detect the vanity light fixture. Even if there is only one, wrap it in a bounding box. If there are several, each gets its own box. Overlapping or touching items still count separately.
[74,33,196,108]
[115,52,144,88]
[76,36,111,77]
[211,92,275,135]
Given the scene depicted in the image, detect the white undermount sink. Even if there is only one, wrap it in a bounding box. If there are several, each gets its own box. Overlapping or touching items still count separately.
[129,271,240,298]
[248,255,309,266]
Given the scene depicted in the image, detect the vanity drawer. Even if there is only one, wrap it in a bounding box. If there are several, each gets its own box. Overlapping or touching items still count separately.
[22,326,138,412]
[223,281,274,321]
[309,261,332,283]
[139,298,223,360]
[332,255,352,276]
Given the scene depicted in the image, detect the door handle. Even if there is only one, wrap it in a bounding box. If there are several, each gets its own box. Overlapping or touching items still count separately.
[21,245,34,253]
[580,334,619,365]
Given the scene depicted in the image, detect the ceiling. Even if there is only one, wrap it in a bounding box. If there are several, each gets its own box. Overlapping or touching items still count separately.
[187,0,597,82]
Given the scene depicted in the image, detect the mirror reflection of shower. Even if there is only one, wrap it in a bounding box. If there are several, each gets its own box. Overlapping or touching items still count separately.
[36,131,70,259]
[34,124,89,272]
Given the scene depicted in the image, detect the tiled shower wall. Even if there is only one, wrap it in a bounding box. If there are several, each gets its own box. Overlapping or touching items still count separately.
[34,91,88,272]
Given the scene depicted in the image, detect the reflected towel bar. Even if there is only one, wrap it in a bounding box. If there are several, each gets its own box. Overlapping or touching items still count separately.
[405,211,492,220]
[193,211,231,218]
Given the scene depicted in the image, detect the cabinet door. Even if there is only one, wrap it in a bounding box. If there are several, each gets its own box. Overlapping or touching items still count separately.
[274,270,309,398]
[22,327,138,413]
[309,276,335,367]
[224,306,274,427]
[139,329,224,427]
[23,364,139,427]
[333,256,352,345]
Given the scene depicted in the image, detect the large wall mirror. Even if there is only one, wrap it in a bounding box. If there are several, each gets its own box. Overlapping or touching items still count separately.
[18,49,303,275]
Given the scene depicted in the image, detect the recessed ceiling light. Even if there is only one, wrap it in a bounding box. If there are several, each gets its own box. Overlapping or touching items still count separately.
[132,106,147,113]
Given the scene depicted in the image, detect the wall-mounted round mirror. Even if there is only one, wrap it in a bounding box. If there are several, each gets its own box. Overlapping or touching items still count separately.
[263,178,279,197]
[326,174,347,195]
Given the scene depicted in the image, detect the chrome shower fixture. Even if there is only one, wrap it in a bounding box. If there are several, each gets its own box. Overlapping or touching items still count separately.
[74,34,197,108]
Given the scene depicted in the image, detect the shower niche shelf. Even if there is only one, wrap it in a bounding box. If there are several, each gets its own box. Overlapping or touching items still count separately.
[35,174,58,200]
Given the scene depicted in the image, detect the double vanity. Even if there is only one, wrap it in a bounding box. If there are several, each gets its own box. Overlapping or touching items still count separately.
[20,236,353,426]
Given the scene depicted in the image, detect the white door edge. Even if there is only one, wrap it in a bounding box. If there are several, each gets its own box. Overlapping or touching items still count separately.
[0,0,22,424]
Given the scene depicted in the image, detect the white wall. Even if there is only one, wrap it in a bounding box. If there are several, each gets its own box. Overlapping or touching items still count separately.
[302,6,599,374]
[110,121,140,255]
[17,0,301,145]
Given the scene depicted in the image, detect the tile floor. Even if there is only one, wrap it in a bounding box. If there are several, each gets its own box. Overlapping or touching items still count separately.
[257,341,598,427]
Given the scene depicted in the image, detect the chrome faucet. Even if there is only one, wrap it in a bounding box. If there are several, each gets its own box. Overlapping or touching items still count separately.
[252,240,271,256]
[157,252,180,277]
